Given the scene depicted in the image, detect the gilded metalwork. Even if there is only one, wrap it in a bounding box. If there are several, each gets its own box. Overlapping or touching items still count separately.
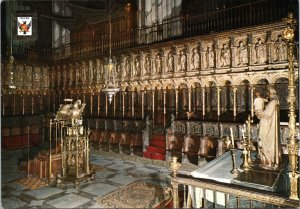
[283,12,299,201]
[171,176,299,208]
[170,156,181,177]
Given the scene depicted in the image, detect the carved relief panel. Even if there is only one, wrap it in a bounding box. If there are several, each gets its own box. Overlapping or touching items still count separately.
[203,41,215,69]
[133,56,141,76]
[234,36,248,66]
[166,51,174,73]
[25,65,33,86]
[271,30,287,63]
[33,66,41,84]
[15,64,24,84]
[124,57,131,77]
[177,49,187,72]
[217,38,230,68]
[144,54,151,75]
[154,53,162,74]
[191,47,200,71]
[252,34,267,65]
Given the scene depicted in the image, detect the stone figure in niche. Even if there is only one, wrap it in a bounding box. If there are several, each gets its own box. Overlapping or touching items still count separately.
[155,54,162,74]
[134,58,140,76]
[167,53,174,72]
[237,41,248,65]
[178,50,186,71]
[144,56,151,74]
[16,66,23,82]
[69,67,73,85]
[191,48,199,70]
[125,60,131,77]
[219,43,230,67]
[273,35,287,62]
[57,70,61,85]
[206,46,215,68]
[33,68,40,82]
[256,87,281,169]
[254,38,266,64]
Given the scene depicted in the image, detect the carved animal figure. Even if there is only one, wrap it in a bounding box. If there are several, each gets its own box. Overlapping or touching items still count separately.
[55,100,86,122]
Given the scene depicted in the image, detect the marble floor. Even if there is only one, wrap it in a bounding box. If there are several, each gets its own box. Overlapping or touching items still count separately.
[1,147,173,208]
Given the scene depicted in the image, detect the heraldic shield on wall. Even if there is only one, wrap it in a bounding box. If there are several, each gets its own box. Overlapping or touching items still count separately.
[17,17,32,36]
[13,12,37,41]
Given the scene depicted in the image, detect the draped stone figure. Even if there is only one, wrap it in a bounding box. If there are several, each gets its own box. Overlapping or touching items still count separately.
[254,38,266,64]
[178,50,186,71]
[256,87,281,169]
[219,43,230,67]
[167,53,174,72]
[237,41,248,65]
[206,46,215,68]
[154,55,162,74]
[191,48,200,70]
[273,35,287,62]
[144,56,151,74]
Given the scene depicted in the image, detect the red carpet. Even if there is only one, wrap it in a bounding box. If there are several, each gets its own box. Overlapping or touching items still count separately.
[143,134,166,160]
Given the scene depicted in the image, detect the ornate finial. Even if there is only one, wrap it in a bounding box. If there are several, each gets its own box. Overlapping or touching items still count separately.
[283,13,296,41]
[170,156,181,177]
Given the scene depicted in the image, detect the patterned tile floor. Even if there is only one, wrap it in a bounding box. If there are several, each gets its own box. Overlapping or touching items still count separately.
[1,147,172,208]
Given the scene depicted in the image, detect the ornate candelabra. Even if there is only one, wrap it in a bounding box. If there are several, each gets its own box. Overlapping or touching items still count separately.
[170,156,181,177]
[283,12,299,201]
[240,116,253,171]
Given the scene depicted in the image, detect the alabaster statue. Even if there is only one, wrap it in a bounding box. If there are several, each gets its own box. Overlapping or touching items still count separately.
[256,87,281,169]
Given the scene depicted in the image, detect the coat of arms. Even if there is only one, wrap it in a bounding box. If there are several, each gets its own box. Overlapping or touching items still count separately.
[17,17,32,36]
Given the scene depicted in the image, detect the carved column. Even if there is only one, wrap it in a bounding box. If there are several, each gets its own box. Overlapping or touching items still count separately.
[132,91,135,118]
[248,36,253,66]
[202,87,206,118]
[175,89,179,117]
[22,94,25,115]
[31,95,34,115]
[163,90,167,128]
[200,44,206,71]
[188,87,192,112]
[97,94,100,116]
[13,94,16,115]
[250,85,255,118]
[150,50,155,75]
[162,48,167,74]
[283,13,299,201]
[113,94,116,117]
[186,44,191,72]
[90,94,93,116]
[266,31,272,64]
[141,91,145,119]
[233,86,237,118]
[174,47,179,72]
[122,92,125,118]
[152,90,155,121]
[217,86,221,118]
[105,94,108,117]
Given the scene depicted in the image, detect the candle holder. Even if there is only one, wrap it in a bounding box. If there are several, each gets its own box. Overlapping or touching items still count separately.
[240,141,251,171]
[230,147,239,174]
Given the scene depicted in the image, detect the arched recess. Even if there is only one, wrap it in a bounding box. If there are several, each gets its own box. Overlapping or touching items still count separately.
[178,83,188,119]
[274,77,289,121]
[237,79,251,119]
[255,79,269,98]
[221,80,233,116]
[166,84,176,122]
[191,82,201,118]
[124,86,133,118]
[143,86,152,119]
[154,85,164,125]
[206,81,217,119]
[133,87,140,119]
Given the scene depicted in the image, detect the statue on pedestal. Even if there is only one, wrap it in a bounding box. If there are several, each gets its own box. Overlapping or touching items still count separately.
[256,87,281,169]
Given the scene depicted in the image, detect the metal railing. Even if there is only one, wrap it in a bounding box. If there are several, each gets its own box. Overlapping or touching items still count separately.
[168,173,299,208]
[4,0,296,63]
